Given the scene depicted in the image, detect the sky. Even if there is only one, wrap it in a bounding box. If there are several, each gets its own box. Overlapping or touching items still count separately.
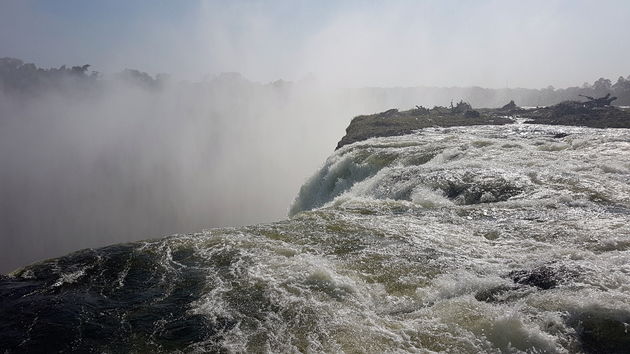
[1,0,630,88]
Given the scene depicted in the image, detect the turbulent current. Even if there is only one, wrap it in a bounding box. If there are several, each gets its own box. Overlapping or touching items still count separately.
[2,124,630,353]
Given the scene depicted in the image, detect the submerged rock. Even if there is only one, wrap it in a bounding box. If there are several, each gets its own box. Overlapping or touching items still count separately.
[552,132,569,138]
[509,266,561,290]
[476,264,574,303]
[474,284,518,303]
[568,308,630,354]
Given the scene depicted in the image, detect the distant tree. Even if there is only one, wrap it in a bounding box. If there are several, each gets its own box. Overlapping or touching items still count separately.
[116,69,157,88]
[0,57,97,96]
[613,76,630,91]
[70,64,90,75]
[611,76,630,105]
[0,57,23,70]
[592,77,612,91]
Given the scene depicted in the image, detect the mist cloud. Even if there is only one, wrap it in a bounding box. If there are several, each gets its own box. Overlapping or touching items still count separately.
[1,0,630,272]
[0,61,403,272]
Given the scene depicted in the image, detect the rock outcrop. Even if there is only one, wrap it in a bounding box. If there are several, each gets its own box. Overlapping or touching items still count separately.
[336,99,630,149]
[335,103,512,149]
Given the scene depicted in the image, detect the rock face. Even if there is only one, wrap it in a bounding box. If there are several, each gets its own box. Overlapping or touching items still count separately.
[520,102,630,128]
[335,104,513,149]
[336,99,630,149]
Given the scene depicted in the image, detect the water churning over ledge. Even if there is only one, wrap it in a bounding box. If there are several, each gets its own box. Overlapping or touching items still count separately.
[2,123,630,352]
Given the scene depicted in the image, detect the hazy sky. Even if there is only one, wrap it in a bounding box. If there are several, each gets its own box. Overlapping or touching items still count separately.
[1,0,629,88]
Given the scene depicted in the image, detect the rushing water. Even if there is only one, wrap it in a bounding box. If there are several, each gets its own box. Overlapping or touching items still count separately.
[1,124,630,353]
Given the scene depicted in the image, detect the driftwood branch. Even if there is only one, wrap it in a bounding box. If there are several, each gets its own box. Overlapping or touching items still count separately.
[579,93,617,107]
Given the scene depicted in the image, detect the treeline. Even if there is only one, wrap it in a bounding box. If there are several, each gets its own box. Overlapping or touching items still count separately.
[0,57,97,95]
[353,76,630,109]
[485,76,630,106]
[0,57,168,96]
[2,56,630,107]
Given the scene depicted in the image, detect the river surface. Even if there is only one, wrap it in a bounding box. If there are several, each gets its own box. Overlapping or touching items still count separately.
[1,124,630,353]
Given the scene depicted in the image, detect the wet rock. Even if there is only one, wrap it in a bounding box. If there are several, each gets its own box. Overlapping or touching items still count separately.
[567,308,630,354]
[508,265,572,290]
[441,179,523,205]
[474,284,514,302]
[482,230,500,240]
[509,266,556,289]
[477,265,576,304]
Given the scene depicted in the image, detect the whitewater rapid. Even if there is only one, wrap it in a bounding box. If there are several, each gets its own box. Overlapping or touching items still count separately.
[1,124,629,353]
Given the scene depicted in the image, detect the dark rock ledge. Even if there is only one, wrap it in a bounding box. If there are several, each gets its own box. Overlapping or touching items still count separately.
[336,97,630,149]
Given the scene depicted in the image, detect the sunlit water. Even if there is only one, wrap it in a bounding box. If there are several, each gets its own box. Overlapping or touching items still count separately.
[1,124,630,353]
